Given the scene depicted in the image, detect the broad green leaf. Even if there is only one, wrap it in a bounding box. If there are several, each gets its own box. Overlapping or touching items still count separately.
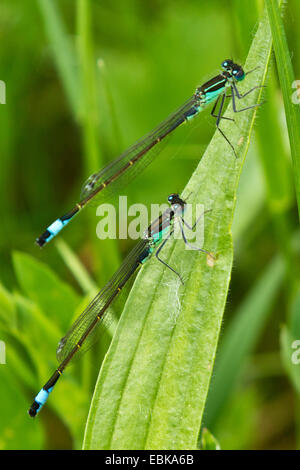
[84,7,276,450]
[13,251,80,331]
[7,295,92,442]
[232,144,265,240]
[0,292,61,389]
[13,294,61,372]
[0,282,16,328]
[0,368,43,450]
[0,326,37,389]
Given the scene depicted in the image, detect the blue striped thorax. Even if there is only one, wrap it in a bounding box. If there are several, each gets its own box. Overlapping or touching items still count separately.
[194,59,245,106]
[143,194,186,252]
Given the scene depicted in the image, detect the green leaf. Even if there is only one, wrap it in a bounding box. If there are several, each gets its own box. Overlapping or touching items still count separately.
[83,7,277,450]
[0,292,62,389]
[199,428,221,450]
[232,145,265,240]
[12,251,80,331]
[265,0,300,220]
[0,368,43,450]
[256,68,293,214]
[0,282,16,328]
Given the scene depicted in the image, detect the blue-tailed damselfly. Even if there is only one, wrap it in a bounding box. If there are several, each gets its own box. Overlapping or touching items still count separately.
[36,60,262,247]
[29,194,212,417]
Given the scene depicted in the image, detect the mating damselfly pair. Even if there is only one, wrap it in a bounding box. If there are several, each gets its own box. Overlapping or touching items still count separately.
[29,59,263,417]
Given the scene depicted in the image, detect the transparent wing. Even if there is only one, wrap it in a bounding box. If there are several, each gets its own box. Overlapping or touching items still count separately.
[80,95,200,205]
[56,239,150,363]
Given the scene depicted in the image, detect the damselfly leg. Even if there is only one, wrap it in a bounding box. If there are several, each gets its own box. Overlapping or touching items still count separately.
[210,83,265,157]
[231,82,266,113]
[155,231,184,285]
[179,210,214,258]
[211,93,238,157]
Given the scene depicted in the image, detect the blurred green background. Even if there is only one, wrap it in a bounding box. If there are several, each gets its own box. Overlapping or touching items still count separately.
[0,0,300,450]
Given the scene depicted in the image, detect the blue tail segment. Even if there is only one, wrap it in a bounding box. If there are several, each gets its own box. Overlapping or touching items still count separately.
[28,387,54,417]
[28,370,61,417]
[36,205,80,247]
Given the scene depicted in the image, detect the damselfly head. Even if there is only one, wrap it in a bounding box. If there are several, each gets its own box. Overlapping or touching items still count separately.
[221,59,245,81]
[168,193,185,210]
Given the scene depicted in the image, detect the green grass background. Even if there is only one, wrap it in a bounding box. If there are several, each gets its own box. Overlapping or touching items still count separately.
[0,0,300,449]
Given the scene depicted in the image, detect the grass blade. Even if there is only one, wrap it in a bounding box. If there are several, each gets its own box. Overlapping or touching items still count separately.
[266,0,300,220]
[255,66,297,289]
[37,0,81,119]
[76,0,102,176]
[203,254,285,429]
[55,238,98,295]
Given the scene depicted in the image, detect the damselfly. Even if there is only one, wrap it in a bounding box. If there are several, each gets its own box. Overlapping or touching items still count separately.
[37,59,262,248]
[29,194,212,417]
